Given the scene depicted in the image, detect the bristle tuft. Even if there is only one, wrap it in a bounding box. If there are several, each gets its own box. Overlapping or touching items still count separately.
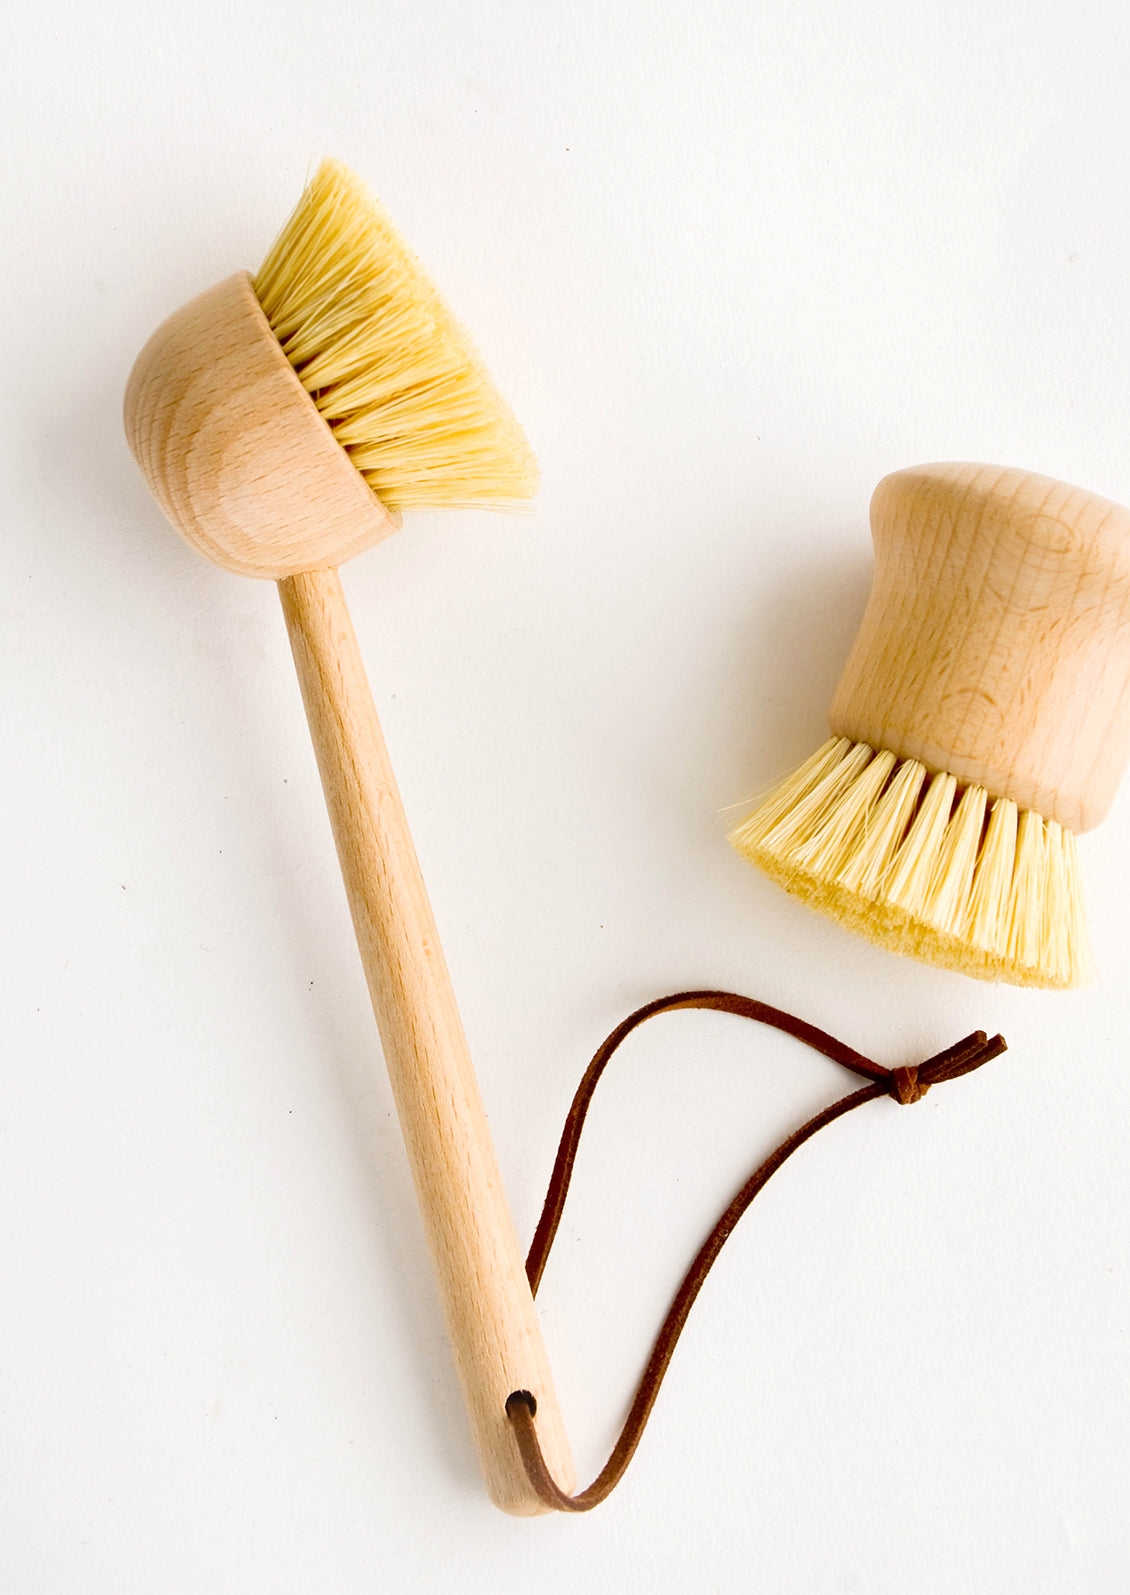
[883,770,957,913]
[964,797,1018,957]
[728,738,1090,989]
[253,159,537,512]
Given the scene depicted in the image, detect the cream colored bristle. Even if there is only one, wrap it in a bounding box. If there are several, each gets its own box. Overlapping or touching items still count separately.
[727,737,852,854]
[1058,827,1092,983]
[253,159,537,512]
[1043,822,1072,985]
[1005,809,1048,972]
[790,748,897,875]
[883,771,957,912]
[759,740,874,853]
[837,757,926,898]
[921,783,987,936]
[728,737,1090,988]
[964,797,1018,957]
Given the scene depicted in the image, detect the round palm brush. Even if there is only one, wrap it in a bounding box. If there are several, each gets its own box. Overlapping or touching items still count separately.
[729,463,1130,989]
[124,159,572,1514]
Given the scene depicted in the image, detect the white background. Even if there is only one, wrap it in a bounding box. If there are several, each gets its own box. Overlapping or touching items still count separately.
[4,2,1129,1590]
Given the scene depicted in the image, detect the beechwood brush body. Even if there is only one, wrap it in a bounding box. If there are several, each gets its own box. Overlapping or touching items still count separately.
[124,161,572,1514]
[730,464,1130,989]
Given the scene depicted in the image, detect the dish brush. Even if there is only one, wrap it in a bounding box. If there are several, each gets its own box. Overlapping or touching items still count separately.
[125,158,572,1514]
[729,462,1130,988]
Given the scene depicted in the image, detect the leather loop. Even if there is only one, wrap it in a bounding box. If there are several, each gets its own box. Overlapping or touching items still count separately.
[507,990,1006,1511]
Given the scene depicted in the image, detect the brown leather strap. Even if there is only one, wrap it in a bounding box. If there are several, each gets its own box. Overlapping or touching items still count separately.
[506,989,1006,1512]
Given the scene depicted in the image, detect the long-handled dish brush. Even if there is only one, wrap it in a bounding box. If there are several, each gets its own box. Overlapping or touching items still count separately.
[124,159,572,1515]
[729,462,1130,988]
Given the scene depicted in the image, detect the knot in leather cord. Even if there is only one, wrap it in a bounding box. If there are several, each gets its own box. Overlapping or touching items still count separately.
[890,1065,926,1103]
[507,992,1006,1513]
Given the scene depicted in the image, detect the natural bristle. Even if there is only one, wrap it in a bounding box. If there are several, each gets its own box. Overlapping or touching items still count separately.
[728,738,1092,989]
[253,159,537,512]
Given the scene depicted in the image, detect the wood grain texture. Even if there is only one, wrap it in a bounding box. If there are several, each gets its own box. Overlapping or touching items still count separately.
[279,567,575,1515]
[828,463,1130,832]
[123,272,398,577]
[125,274,575,1512]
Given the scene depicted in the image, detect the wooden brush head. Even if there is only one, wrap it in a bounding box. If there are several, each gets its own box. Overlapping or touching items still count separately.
[829,463,1130,833]
[123,159,537,578]
[124,271,397,578]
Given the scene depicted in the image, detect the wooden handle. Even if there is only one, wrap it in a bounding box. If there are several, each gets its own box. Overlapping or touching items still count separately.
[828,462,1130,832]
[278,567,574,1514]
